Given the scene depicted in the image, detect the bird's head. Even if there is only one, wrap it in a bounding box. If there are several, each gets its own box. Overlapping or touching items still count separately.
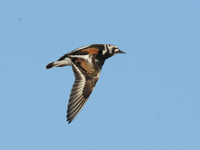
[95,44,125,61]
[103,44,125,58]
[108,44,125,55]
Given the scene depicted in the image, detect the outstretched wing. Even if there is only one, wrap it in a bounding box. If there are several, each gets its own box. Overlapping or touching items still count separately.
[66,49,100,123]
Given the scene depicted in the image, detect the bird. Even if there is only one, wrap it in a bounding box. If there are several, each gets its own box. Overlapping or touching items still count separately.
[46,44,125,123]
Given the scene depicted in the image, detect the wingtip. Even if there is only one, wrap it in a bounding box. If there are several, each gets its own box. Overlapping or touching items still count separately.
[67,117,72,124]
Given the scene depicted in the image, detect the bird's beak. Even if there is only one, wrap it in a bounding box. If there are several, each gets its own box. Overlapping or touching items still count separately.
[118,50,126,54]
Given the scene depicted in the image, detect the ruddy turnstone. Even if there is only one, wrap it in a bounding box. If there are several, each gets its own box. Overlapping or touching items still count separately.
[46,44,125,123]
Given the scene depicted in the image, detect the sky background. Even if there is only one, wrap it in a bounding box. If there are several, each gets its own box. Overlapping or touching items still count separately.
[1,0,200,150]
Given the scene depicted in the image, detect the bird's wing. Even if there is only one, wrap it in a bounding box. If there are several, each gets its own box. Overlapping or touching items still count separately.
[66,50,100,123]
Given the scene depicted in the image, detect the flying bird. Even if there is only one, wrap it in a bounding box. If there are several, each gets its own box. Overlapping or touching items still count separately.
[46,44,125,123]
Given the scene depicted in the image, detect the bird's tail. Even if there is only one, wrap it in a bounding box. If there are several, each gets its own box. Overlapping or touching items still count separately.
[46,58,71,69]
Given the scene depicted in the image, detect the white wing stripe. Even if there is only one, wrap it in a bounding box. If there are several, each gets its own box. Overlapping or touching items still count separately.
[67,62,86,119]
[69,55,93,64]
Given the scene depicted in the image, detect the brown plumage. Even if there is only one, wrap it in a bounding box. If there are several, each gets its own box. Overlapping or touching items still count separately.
[46,44,125,123]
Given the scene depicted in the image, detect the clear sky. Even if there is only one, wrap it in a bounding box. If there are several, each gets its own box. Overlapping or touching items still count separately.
[1,0,200,150]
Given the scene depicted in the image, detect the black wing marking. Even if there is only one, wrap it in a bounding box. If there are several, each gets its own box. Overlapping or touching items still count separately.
[66,61,99,123]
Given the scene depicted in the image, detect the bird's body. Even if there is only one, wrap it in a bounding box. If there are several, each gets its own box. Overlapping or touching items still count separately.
[46,44,125,123]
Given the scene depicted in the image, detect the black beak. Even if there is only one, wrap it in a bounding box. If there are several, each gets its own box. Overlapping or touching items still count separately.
[118,49,126,54]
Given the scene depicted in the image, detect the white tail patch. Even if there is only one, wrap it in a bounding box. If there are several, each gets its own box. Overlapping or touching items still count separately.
[53,58,71,67]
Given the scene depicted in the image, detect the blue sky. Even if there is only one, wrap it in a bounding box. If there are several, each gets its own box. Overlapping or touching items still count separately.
[1,0,200,149]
